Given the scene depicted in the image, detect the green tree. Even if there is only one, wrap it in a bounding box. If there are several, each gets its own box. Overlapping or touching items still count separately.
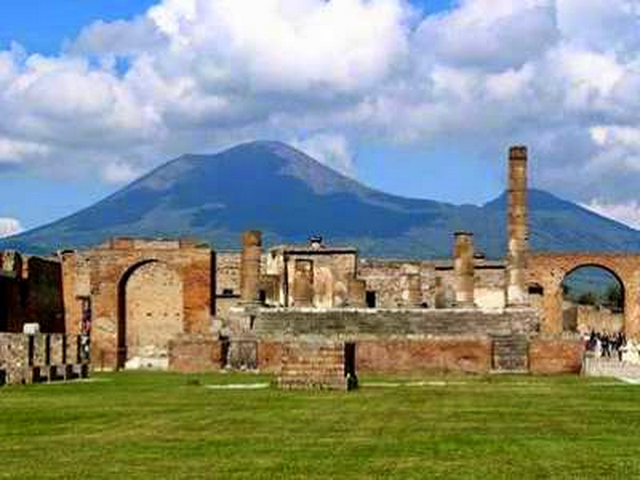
[577,291,597,306]
[605,283,623,311]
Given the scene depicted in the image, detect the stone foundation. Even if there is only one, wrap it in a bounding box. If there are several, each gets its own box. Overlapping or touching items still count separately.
[168,334,222,373]
[277,340,347,390]
[581,353,640,378]
[0,333,88,385]
[529,336,585,374]
[357,338,491,374]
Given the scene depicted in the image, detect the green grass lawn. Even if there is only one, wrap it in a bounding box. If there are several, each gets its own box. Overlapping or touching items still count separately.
[1,372,640,479]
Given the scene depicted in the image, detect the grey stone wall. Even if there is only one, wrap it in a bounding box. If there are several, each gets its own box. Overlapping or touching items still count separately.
[252,307,539,339]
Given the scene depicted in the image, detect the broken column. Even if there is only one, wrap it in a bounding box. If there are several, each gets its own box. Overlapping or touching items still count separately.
[240,230,262,304]
[506,146,529,306]
[454,231,475,307]
[293,260,314,307]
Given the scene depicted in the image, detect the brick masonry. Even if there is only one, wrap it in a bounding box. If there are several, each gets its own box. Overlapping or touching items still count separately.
[63,239,212,370]
[528,336,585,374]
[357,338,492,374]
[277,340,347,390]
[168,334,222,373]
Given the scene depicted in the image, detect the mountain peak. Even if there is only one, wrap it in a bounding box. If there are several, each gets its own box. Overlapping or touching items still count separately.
[3,141,640,258]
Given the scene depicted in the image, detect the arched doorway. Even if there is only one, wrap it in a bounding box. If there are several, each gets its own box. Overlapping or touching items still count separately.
[560,265,624,334]
[117,260,184,369]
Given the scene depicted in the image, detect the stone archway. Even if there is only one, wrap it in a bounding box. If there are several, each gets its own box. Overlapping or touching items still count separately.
[560,265,625,333]
[117,260,184,369]
[528,253,640,336]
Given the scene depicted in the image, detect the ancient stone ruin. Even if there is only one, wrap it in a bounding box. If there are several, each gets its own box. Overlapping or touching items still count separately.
[2,145,633,389]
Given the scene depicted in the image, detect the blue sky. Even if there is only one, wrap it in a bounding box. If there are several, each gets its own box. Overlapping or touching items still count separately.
[0,0,482,231]
[0,0,639,233]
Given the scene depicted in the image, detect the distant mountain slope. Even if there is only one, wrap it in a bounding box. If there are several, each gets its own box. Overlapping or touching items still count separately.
[3,141,640,258]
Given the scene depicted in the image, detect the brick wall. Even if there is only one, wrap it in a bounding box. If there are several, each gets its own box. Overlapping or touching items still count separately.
[277,340,347,390]
[70,238,213,370]
[357,338,492,374]
[529,336,585,374]
[168,334,221,373]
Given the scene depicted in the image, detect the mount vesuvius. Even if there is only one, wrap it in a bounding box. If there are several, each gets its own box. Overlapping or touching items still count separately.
[4,141,640,258]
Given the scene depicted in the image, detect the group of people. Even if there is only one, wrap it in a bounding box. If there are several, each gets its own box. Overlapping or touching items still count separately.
[586,331,628,361]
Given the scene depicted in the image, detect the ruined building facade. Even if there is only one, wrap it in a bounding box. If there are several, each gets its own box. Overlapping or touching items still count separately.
[5,145,635,387]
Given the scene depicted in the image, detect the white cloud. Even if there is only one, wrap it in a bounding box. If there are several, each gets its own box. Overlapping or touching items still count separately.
[584,199,640,230]
[291,133,355,176]
[102,161,143,184]
[0,218,23,238]
[0,0,639,210]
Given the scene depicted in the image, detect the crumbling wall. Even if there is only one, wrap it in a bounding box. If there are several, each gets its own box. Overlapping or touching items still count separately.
[357,338,492,374]
[358,259,435,308]
[168,334,222,373]
[238,306,539,375]
[82,238,212,370]
[0,333,88,385]
[24,257,65,333]
[266,247,359,308]
[60,251,91,336]
[1,252,65,334]
[529,336,584,374]
[253,307,537,337]
[277,340,346,390]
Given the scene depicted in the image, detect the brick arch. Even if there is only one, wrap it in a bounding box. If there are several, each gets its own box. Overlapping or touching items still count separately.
[84,238,212,370]
[116,259,184,369]
[528,253,640,335]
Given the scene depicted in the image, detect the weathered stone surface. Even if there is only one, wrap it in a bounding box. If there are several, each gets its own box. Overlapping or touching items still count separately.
[358,338,491,374]
[0,333,86,385]
[240,230,262,304]
[454,232,475,307]
[252,307,539,338]
[1,253,64,334]
[506,146,529,306]
[582,353,640,377]
[293,259,314,307]
[277,340,347,390]
[529,336,584,374]
[528,252,640,335]
[63,238,212,371]
[168,334,221,373]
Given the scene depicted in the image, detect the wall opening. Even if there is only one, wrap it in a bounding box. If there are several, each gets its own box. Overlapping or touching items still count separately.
[117,260,184,370]
[366,291,377,308]
[344,342,358,390]
[561,265,624,333]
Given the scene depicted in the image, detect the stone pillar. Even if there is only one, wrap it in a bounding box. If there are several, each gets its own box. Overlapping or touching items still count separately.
[347,278,367,308]
[454,232,475,307]
[406,274,422,308]
[293,260,314,307]
[506,146,529,306]
[240,230,262,304]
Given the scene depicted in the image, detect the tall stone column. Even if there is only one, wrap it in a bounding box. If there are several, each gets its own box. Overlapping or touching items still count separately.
[405,274,423,308]
[454,231,475,307]
[506,146,529,306]
[240,230,262,304]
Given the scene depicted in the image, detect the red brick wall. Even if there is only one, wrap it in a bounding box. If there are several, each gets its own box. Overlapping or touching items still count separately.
[257,341,284,373]
[277,341,346,390]
[357,338,492,374]
[168,335,221,373]
[529,337,585,374]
